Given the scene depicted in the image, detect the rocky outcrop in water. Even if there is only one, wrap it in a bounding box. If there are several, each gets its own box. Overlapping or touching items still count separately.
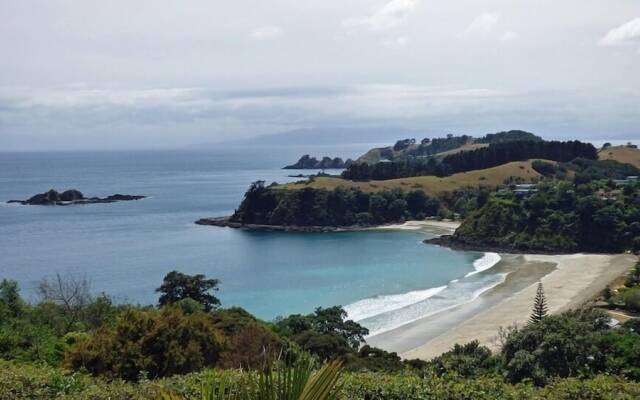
[284,155,353,169]
[8,189,146,206]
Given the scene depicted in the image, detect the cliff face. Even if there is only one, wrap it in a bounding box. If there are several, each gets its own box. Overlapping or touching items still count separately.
[284,155,354,169]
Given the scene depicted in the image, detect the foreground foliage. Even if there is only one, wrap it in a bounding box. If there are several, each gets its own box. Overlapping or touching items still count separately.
[3,361,640,400]
[159,359,343,400]
[5,269,640,398]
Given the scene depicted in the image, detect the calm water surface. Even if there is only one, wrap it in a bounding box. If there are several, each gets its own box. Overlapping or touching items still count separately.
[0,146,498,333]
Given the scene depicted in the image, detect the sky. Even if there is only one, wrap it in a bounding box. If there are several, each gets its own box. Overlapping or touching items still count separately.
[0,0,639,150]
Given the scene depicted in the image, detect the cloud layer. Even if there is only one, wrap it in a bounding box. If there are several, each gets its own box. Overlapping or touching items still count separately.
[250,26,284,40]
[1,83,638,150]
[343,0,420,31]
[459,12,501,37]
[599,17,640,46]
[0,1,639,149]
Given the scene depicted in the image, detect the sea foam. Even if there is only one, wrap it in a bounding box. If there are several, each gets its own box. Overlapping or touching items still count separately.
[345,286,447,322]
[465,252,501,277]
[344,252,506,337]
[359,273,508,336]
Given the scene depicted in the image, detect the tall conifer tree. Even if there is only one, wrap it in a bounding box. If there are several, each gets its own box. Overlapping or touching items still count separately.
[529,282,548,324]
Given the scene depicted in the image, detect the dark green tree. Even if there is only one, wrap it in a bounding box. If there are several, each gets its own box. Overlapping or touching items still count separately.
[310,306,369,349]
[0,279,23,318]
[156,271,221,311]
[529,282,548,324]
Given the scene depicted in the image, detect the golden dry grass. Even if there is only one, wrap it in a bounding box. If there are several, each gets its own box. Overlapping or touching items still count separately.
[433,142,488,157]
[280,160,545,195]
[598,146,640,169]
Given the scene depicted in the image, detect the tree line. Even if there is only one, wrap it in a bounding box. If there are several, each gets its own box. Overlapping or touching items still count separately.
[231,182,441,227]
[453,179,640,252]
[341,140,598,181]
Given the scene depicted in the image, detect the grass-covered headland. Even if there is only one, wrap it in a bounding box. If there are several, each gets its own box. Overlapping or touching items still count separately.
[212,131,640,253]
[3,266,640,399]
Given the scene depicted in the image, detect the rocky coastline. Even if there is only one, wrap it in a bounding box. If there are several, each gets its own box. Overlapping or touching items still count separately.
[8,189,146,206]
[194,216,377,232]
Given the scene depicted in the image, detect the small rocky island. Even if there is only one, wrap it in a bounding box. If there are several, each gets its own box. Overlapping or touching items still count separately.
[8,189,146,206]
[283,155,353,169]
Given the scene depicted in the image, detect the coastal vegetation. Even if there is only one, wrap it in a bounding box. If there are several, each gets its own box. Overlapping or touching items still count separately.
[355,130,542,164]
[229,156,640,253]
[3,269,640,399]
[281,160,543,195]
[447,176,640,252]
[231,181,441,227]
[607,261,640,312]
[284,155,353,170]
[219,136,640,254]
[342,139,596,181]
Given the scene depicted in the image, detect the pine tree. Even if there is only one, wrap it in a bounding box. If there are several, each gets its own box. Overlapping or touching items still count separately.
[529,282,548,324]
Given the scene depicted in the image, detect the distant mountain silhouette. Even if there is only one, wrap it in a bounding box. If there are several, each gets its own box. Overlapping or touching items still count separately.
[216,126,427,147]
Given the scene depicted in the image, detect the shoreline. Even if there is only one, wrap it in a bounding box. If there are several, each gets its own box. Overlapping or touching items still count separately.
[427,235,590,255]
[198,215,636,361]
[367,252,637,360]
[195,216,461,235]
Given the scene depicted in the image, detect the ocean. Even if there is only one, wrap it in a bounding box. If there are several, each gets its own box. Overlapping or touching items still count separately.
[0,146,504,335]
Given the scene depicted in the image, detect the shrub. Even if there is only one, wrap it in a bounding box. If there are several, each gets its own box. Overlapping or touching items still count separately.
[428,340,497,378]
[218,322,284,369]
[64,307,224,380]
[501,309,610,385]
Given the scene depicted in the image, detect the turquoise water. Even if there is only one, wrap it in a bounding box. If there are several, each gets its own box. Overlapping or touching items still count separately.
[0,147,501,333]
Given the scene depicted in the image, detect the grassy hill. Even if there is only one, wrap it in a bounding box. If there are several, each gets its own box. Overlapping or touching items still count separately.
[281,160,544,195]
[598,145,640,169]
[355,130,541,164]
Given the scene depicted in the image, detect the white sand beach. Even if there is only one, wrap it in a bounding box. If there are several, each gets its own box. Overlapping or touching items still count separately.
[394,253,637,360]
[373,220,461,235]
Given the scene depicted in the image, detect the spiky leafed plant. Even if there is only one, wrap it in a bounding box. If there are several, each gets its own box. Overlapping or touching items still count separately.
[529,282,548,324]
[158,359,342,400]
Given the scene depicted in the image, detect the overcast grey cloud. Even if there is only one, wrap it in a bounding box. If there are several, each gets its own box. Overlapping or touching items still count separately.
[0,0,639,150]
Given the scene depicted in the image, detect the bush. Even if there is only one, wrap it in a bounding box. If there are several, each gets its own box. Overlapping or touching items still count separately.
[64,307,224,380]
[428,340,497,378]
[218,322,284,369]
[501,309,610,385]
[531,160,557,177]
[618,288,640,312]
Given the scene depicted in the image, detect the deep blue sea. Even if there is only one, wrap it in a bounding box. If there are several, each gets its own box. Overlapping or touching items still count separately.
[0,146,504,335]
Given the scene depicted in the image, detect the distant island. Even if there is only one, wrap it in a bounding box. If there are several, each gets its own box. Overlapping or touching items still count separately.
[8,189,146,206]
[283,154,353,169]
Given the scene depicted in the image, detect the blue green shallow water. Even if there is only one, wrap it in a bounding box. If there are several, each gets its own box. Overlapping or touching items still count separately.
[0,147,502,334]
